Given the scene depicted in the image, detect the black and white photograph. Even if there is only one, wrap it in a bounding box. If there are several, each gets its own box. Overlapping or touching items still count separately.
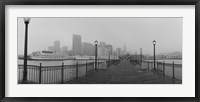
[17,17,182,84]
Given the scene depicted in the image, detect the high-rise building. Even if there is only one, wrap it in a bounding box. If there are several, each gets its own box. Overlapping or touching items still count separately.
[105,44,113,56]
[48,46,54,51]
[63,46,68,52]
[72,34,82,56]
[98,41,106,57]
[97,45,102,57]
[62,46,68,56]
[123,45,127,55]
[116,48,122,56]
[54,40,60,52]
[81,42,94,56]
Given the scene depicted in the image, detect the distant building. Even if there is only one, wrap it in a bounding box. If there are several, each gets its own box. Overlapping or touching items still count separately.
[97,42,113,58]
[72,34,82,56]
[116,48,122,56]
[105,44,113,56]
[98,41,106,57]
[54,40,60,52]
[81,42,94,56]
[63,46,68,52]
[62,46,68,56]
[123,45,127,55]
[48,46,54,51]
[68,50,73,56]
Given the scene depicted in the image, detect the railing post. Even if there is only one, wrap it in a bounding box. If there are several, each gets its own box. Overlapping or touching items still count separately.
[76,62,78,79]
[61,62,64,84]
[98,60,99,69]
[157,61,158,73]
[93,61,95,70]
[39,63,42,84]
[172,61,175,79]
[163,61,165,76]
[86,61,87,76]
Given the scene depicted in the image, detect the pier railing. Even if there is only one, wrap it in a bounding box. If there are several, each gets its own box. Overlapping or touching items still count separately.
[129,60,182,80]
[18,60,120,84]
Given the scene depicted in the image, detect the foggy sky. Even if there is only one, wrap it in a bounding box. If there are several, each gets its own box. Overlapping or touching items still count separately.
[18,17,182,55]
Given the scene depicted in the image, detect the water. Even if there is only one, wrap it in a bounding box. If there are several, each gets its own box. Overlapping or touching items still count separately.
[18,59,106,83]
[146,59,182,64]
[143,59,182,80]
[18,59,97,66]
[18,59,182,66]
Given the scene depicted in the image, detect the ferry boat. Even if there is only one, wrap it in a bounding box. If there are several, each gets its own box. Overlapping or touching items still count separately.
[18,51,94,61]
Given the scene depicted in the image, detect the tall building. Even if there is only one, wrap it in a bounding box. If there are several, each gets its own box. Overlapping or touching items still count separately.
[62,46,68,56]
[48,46,54,51]
[54,40,60,52]
[81,42,94,56]
[123,45,127,55]
[97,45,102,57]
[63,46,68,52]
[116,48,122,56]
[98,41,106,57]
[105,44,113,56]
[72,34,82,56]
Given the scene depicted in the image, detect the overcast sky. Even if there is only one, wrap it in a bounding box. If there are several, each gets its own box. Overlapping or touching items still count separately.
[18,17,182,55]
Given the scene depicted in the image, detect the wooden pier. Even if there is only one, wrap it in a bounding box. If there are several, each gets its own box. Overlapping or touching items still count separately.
[65,60,181,84]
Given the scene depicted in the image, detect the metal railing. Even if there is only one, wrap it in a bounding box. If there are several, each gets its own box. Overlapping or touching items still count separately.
[18,60,120,84]
[130,60,182,80]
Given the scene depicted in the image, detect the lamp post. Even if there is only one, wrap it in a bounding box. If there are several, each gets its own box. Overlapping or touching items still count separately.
[140,48,142,66]
[113,51,115,60]
[22,18,30,83]
[109,50,111,66]
[135,52,137,64]
[153,40,156,70]
[94,40,98,70]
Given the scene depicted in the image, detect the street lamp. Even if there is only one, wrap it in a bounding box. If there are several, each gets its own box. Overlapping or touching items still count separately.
[140,48,142,66]
[114,51,115,60]
[22,18,31,83]
[109,50,111,66]
[135,52,137,64]
[94,40,98,70]
[153,40,156,70]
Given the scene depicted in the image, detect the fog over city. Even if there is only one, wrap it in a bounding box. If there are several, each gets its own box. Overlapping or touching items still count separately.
[18,17,182,55]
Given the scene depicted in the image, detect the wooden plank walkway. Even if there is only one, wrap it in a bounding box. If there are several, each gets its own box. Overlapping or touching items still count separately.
[65,60,182,84]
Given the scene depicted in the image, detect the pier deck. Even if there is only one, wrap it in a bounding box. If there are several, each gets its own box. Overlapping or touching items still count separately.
[65,60,181,84]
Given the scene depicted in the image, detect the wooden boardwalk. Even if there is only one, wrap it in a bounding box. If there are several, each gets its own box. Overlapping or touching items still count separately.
[65,60,182,84]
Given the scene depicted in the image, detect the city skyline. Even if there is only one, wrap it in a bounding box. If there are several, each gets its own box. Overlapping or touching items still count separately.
[18,17,182,55]
[18,17,183,84]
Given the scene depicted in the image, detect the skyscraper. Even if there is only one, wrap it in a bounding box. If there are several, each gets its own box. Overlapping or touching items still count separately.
[99,41,106,57]
[116,48,122,56]
[48,46,54,51]
[62,46,68,56]
[72,34,82,56]
[123,45,127,55]
[63,46,68,52]
[105,44,113,56]
[54,40,60,52]
[81,42,94,56]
